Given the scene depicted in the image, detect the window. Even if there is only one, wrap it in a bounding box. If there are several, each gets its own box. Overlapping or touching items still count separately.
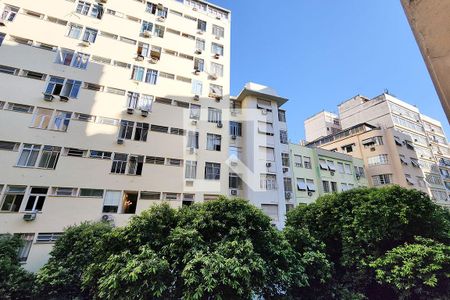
[399,155,408,165]
[341,183,349,191]
[79,189,104,197]
[67,23,83,39]
[45,77,81,98]
[278,110,286,122]
[211,43,224,56]
[90,150,112,159]
[297,178,307,191]
[197,19,206,32]
[144,68,158,84]
[36,233,62,243]
[319,159,328,170]
[150,46,162,60]
[260,174,277,190]
[82,27,98,43]
[185,161,197,179]
[258,122,274,136]
[24,187,48,212]
[210,62,223,77]
[426,174,443,185]
[190,104,201,120]
[31,108,53,129]
[111,153,127,174]
[17,233,34,262]
[284,177,293,192]
[280,130,288,144]
[192,80,203,95]
[76,1,91,15]
[38,146,61,169]
[17,144,41,167]
[344,164,352,174]
[207,134,221,151]
[56,49,75,66]
[261,204,279,222]
[72,52,90,69]
[331,181,338,192]
[394,136,402,146]
[146,156,165,165]
[306,179,316,192]
[205,162,220,180]
[368,154,389,166]
[134,123,149,142]
[372,174,392,186]
[103,190,121,213]
[303,156,312,169]
[61,79,82,98]
[260,147,275,161]
[0,33,5,46]
[208,107,222,124]
[122,192,138,214]
[141,20,154,33]
[1,5,19,22]
[294,155,302,168]
[322,181,330,193]
[341,144,354,153]
[209,84,223,97]
[230,121,242,137]
[45,76,64,95]
[337,162,344,173]
[405,174,414,186]
[154,24,165,38]
[194,58,204,72]
[1,186,26,212]
[52,111,72,132]
[212,25,224,38]
[140,191,160,200]
[196,38,205,51]
[362,136,384,148]
[131,66,145,81]
[187,131,199,149]
[282,153,290,167]
[151,125,168,133]
[228,173,241,189]
[0,141,19,151]
[119,120,134,139]
[128,155,144,176]
[90,3,104,19]
[137,42,150,57]
[327,160,336,171]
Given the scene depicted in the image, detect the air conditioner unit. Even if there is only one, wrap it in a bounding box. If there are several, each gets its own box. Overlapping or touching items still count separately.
[157,16,165,22]
[215,36,221,40]
[43,93,54,101]
[215,95,222,102]
[100,0,108,3]
[214,53,220,59]
[330,171,335,176]
[0,21,6,27]
[230,189,238,196]
[127,107,134,114]
[230,161,238,166]
[59,95,69,102]
[216,16,221,20]
[23,213,36,222]
[194,69,201,75]
[80,40,91,47]
[283,167,289,173]
[141,109,149,117]
[117,138,124,145]
[217,122,223,128]
[356,174,361,180]
[191,120,198,125]
[136,55,144,61]
[210,74,218,80]
[261,109,268,115]
[195,49,202,55]
[143,30,152,38]
[307,191,313,197]
[189,147,195,154]
[197,30,204,35]
[193,95,200,101]
[150,57,159,64]
[266,162,272,168]
[231,135,236,140]
[370,147,376,151]
[101,214,114,222]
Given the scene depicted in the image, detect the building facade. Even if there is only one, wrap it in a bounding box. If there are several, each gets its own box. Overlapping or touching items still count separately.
[0,0,233,271]
[400,0,450,121]
[304,110,341,142]
[289,143,368,205]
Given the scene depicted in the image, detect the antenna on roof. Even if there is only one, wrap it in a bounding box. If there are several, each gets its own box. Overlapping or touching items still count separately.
[384,89,389,95]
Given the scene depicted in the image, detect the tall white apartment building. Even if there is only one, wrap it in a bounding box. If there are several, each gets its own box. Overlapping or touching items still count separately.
[0,0,232,271]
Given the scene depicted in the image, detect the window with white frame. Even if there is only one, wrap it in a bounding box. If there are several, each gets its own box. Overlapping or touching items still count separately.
[187,131,199,149]
[90,3,104,19]
[131,66,145,81]
[344,163,352,174]
[229,146,242,160]
[45,76,82,98]
[229,173,242,189]
[367,154,389,166]
[319,159,328,170]
[67,23,83,39]
[261,204,279,222]
[38,146,61,169]
[284,177,293,192]
[194,58,204,72]
[304,156,312,169]
[128,155,144,175]
[141,20,154,34]
[190,104,201,120]
[278,110,286,122]
[209,84,223,97]
[192,80,203,95]
[207,134,221,151]
[52,111,72,132]
[82,27,98,43]
[137,42,150,57]
[327,160,336,171]
[205,162,220,180]
[322,181,330,193]
[31,108,53,129]
[17,233,34,262]
[17,144,41,167]
[1,186,26,212]
[1,5,19,22]
[197,19,206,32]
[280,130,288,144]
[71,52,90,69]
[296,178,307,191]
[185,161,197,179]
[230,121,242,137]
[211,43,224,56]
[36,232,63,243]
[111,153,128,174]
[90,150,112,159]
[282,153,290,167]
[331,181,338,192]
[208,107,222,123]
[76,1,91,15]
[260,174,277,190]
[145,69,158,84]
[306,179,316,192]
[294,155,302,167]
[372,174,392,186]
[257,99,272,111]
[210,62,223,77]
[196,38,205,51]
[79,189,104,197]
[103,190,121,213]
[212,25,224,38]
[154,24,165,38]
[258,122,274,136]
[337,162,344,173]
[56,49,75,66]
[259,146,275,161]
[118,120,134,139]
[134,123,149,142]
[24,187,48,212]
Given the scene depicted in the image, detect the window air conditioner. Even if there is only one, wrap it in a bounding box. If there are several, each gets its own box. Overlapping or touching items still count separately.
[23,213,36,222]
[285,192,292,199]
[143,31,152,38]
[195,49,202,55]
[80,40,91,47]
[191,120,197,125]
[99,0,108,3]
[189,147,195,154]
[330,171,335,176]
[261,109,268,115]
[149,57,159,64]
[141,110,149,117]
[214,53,220,59]
[101,214,114,222]
[210,74,218,80]
[266,162,272,168]
[127,107,135,114]
[194,69,201,75]
[230,189,238,196]
[43,93,54,102]
[231,135,236,140]
[217,122,223,128]
[117,138,124,145]
[283,167,289,173]
[193,95,200,101]
[136,55,144,61]
[157,16,165,22]
[307,191,313,197]
[59,95,69,102]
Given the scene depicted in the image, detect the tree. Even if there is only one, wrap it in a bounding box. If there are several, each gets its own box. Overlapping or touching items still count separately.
[0,234,35,300]
[286,186,450,299]
[34,221,112,299]
[370,236,450,300]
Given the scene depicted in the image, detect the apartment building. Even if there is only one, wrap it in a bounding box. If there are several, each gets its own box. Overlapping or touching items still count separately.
[289,143,368,205]
[400,0,450,121]
[304,111,341,142]
[229,83,292,228]
[0,0,232,271]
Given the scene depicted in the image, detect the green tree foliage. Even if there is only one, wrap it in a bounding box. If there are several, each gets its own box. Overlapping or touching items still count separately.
[0,234,35,300]
[34,221,112,299]
[286,186,450,299]
[370,236,450,299]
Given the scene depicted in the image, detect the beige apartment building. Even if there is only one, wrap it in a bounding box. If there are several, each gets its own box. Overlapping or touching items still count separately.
[0,0,233,271]
[400,0,450,121]
[306,93,450,206]
[304,110,341,142]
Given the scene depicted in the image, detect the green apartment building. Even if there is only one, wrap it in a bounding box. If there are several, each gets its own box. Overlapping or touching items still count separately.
[289,143,368,205]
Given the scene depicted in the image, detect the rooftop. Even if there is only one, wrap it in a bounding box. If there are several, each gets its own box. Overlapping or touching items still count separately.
[236,82,288,106]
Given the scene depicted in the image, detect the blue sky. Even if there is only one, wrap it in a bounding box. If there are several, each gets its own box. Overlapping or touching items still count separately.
[212,0,449,142]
